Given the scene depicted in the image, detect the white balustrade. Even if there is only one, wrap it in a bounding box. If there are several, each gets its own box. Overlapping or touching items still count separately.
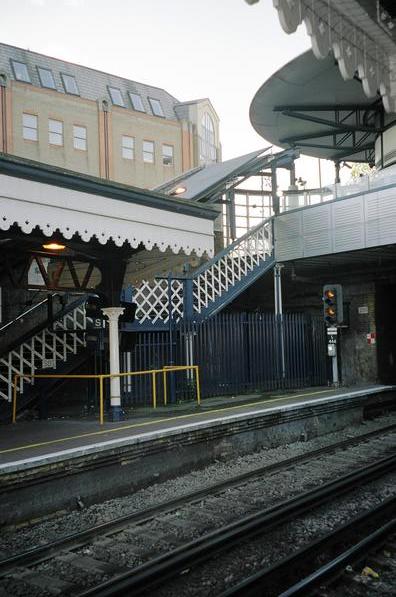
[0,303,86,402]
[133,218,274,323]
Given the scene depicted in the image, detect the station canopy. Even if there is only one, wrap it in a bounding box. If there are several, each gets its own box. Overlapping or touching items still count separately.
[250,50,383,164]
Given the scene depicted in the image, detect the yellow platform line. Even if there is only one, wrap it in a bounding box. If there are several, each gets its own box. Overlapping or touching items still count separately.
[0,389,331,456]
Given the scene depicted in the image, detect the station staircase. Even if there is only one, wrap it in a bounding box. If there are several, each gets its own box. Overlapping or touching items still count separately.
[0,217,275,418]
[132,216,274,328]
[0,296,89,420]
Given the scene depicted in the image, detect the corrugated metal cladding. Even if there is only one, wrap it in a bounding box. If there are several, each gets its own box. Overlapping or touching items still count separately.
[0,42,179,120]
[275,184,396,261]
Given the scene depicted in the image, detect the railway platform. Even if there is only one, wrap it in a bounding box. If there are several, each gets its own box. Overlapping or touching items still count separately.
[0,383,395,526]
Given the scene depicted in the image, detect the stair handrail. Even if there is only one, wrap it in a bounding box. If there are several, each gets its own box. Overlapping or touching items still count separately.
[0,295,87,359]
[188,216,274,280]
[0,293,59,335]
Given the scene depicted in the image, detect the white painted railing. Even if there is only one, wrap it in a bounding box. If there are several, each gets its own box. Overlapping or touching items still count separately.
[192,218,273,313]
[133,217,273,323]
[0,302,86,402]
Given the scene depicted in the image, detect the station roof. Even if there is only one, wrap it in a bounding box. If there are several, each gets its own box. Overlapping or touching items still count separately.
[0,153,218,258]
[250,50,384,164]
[155,147,297,202]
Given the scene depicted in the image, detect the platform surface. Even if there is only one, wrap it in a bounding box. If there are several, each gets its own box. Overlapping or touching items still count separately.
[0,384,394,471]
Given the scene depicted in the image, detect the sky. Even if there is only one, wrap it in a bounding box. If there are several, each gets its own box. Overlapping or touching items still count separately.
[2,0,342,187]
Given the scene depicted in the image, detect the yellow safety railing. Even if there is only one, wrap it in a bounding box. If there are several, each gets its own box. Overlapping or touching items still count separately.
[12,365,201,426]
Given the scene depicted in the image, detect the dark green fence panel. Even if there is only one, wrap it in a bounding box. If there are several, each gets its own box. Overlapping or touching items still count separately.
[121,312,327,406]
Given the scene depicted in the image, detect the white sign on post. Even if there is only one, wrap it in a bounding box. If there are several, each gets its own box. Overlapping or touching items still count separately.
[327,327,337,335]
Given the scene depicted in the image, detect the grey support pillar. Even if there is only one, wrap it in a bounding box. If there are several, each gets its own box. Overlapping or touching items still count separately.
[271,166,280,215]
[102,306,125,421]
[334,161,341,184]
[274,264,286,379]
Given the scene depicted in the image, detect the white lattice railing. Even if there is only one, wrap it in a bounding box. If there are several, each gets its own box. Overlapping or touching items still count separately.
[133,218,273,324]
[0,302,87,403]
[192,217,273,313]
[134,279,184,324]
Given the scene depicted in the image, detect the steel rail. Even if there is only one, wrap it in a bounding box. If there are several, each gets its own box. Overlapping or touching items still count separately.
[220,496,396,596]
[77,453,396,596]
[1,423,395,575]
[281,519,396,597]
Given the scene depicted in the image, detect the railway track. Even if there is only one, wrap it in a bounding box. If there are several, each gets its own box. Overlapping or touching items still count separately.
[0,423,395,596]
[220,496,396,596]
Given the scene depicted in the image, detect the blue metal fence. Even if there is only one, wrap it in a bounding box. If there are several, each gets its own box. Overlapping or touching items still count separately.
[121,312,327,406]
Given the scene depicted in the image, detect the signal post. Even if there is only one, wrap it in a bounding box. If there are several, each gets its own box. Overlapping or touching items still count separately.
[323,284,343,386]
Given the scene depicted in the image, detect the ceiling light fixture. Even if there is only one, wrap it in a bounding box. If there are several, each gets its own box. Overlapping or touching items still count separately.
[42,242,66,251]
[170,186,186,196]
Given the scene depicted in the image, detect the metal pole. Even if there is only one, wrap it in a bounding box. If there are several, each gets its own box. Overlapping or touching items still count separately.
[318,158,322,189]
[168,272,176,403]
[332,354,339,386]
[274,264,286,380]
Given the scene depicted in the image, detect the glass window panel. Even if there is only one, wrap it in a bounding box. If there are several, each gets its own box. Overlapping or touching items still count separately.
[162,144,173,165]
[37,67,56,89]
[48,119,63,145]
[200,112,216,163]
[143,140,154,163]
[73,125,86,140]
[22,113,38,141]
[23,113,37,129]
[61,73,79,95]
[129,92,145,112]
[122,135,134,160]
[148,98,164,117]
[73,125,87,150]
[73,137,86,151]
[11,60,30,83]
[108,86,125,107]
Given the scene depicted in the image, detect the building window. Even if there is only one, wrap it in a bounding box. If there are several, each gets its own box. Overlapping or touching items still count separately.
[121,135,135,160]
[200,112,216,163]
[11,60,31,83]
[73,125,87,151]
[48,119,63,146]
[148,98,164,117]
[129,92,145,112]
[37,67,56,90]
[162,144,173,166]
[22,113,38,141]
[61,73,79,95]
[108,86,125,107]
[143,140,154,163]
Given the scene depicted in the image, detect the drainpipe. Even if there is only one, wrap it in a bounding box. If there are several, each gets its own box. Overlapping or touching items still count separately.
[0,75,7,153]
[102,100,110,180]
[102,306,124,421]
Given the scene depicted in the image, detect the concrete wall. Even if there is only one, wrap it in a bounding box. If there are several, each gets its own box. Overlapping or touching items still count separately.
[12,82,100,176]
[339,282,377,385]
[110,105,182,188]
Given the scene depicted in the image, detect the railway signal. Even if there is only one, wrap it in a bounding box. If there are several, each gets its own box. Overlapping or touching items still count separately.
[323,284,343,326]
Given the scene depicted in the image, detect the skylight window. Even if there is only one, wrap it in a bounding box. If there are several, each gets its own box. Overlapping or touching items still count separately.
[11,60,31,83]
[61,73,79,95]
[129,92,145,112]
[37,66,56,90]
[148,98,164,117]
[108,86,125,107]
